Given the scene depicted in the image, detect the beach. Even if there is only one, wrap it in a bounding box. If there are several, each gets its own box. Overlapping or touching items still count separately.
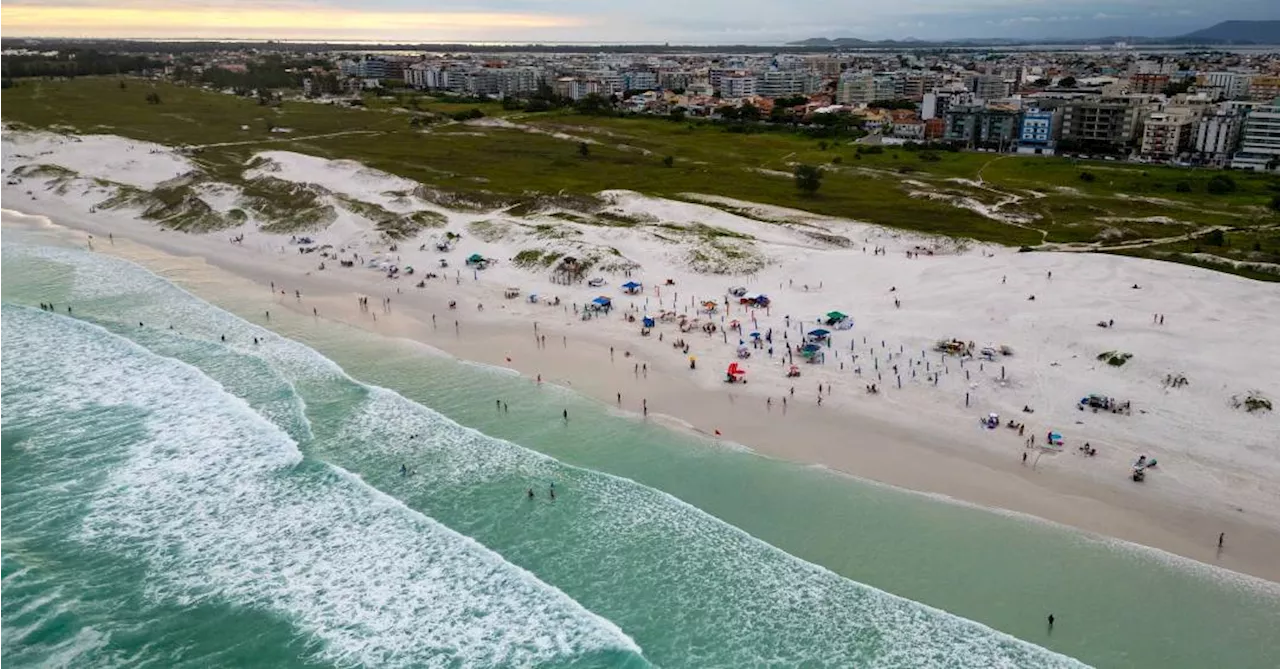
[4,129,1278,585]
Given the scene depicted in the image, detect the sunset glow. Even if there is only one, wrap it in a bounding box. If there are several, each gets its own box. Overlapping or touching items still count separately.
[1,4,588,39]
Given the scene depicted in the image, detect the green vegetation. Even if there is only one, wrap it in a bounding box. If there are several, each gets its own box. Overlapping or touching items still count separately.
[3,77,1277,280]
[793,164,823,195]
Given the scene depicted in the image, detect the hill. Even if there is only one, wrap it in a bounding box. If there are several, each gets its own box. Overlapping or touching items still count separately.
[1178,20,1280,44]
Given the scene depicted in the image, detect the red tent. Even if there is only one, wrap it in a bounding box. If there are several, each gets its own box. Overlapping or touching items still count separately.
[727,362,746,377]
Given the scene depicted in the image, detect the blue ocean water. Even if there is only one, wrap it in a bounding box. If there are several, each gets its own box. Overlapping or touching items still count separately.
[3,233,1278,668]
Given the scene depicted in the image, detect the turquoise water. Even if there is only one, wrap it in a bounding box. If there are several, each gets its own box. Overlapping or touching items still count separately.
[3,235,1279,668]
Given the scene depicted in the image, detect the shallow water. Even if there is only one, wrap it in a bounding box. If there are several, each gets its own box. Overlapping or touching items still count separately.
[3,232,1278,668]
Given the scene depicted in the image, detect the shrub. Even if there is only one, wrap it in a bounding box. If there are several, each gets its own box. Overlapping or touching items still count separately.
[1175,181,1192,193]
[1204,229,1226,246]
[1206,174,1236,195]
[831,156,843,164]
[1097,351,1133,366]
[1078,171,1096,183]
[662,155,674,168]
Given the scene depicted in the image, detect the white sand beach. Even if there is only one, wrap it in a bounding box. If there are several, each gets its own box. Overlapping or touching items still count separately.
[5,128,1279,583]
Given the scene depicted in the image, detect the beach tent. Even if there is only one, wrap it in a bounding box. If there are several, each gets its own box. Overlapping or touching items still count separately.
[642,317,656,328]
[806,328,831,343]
[825,311,848,325]
[592,296,612,307]
[466,253,487,266]
[727,362,746,378]
[622,281,643,294]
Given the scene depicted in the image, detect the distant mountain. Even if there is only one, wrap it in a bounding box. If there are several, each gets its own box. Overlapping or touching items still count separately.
[1177,20,1280,44]
[787,20,1280,48]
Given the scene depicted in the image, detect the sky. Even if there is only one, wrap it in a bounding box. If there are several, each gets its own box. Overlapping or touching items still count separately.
[0,0,1275,43]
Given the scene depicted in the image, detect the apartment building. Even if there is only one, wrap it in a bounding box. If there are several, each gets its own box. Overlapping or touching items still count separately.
[943,105,1021,149]
[836,72,896,105]
[1197,72,1251,99]
[622,70,659,92]
[1139,111,1194,161]
[1016,108,1061,154]
[967,74,1011,101]
[1129,73,1170,95]
[756,70,820,98]
[1060,97,1149,151]
[1192,110,1243,166]
[720,74,757,99]
[1231,99,1280,171]
[1247,76,1280,101]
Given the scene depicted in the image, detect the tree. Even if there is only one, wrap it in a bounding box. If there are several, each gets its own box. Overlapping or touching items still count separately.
[578,142,590,158]
[145,92,162,104]
[1204,229,1226,246]
[1058,76,1077,88]
[662,155,675,168]
[793,164,823,195]
[1078,171,1096,183]
[1175,181,1192,193]
[1270,195,1280,212]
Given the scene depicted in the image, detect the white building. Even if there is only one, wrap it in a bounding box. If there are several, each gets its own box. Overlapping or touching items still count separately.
[1231,99,1280,171]
[1139,111,1194,161]
[1197,72,1251,100]
[756,70,820,98]
[720,74,757,99]
[1192,110,1243,166]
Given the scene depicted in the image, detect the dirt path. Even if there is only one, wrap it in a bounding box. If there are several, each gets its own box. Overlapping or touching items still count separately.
[186,129,383,150]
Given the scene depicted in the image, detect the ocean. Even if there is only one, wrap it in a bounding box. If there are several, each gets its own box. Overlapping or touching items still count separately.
[3,225,1279,668]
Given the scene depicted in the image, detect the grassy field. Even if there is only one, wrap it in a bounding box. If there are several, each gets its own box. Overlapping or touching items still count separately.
[4,77,1278,278]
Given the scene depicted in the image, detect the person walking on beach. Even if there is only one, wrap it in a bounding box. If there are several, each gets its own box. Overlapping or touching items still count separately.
[1047,614,1055,631]
[1022,452,1028,465]
[643,399,648,416]
[563,409,568,421]
[1218,532,1225,549]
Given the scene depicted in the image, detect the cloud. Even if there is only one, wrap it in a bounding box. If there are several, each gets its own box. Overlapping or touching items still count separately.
[0,0,1270,42]
[1,2,588,39]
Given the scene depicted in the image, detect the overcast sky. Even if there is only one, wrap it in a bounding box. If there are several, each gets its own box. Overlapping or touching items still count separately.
[1,0,1274,42]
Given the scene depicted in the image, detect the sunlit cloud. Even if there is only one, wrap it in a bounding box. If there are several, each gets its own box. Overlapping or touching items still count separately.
[1,2,589,39]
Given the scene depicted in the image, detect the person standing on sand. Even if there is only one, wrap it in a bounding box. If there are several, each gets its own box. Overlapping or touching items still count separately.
[1022,452,1028,465]
[1047,614,1055,631]
[1219,532,1225,549]
[563,409,568,421]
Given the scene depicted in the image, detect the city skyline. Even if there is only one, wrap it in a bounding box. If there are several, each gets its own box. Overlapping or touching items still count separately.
[1,0,1276,43]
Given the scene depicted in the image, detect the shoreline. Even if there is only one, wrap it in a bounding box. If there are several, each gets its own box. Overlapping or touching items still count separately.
[6,204,1280,585]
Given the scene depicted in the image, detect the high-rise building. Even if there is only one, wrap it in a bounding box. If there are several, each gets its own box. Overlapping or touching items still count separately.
[967,74,1011,101]
[1231,99,1280,171]
[1197,72,1251,100]
[1060,97,1150,152]
[1192,110,1243,166]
